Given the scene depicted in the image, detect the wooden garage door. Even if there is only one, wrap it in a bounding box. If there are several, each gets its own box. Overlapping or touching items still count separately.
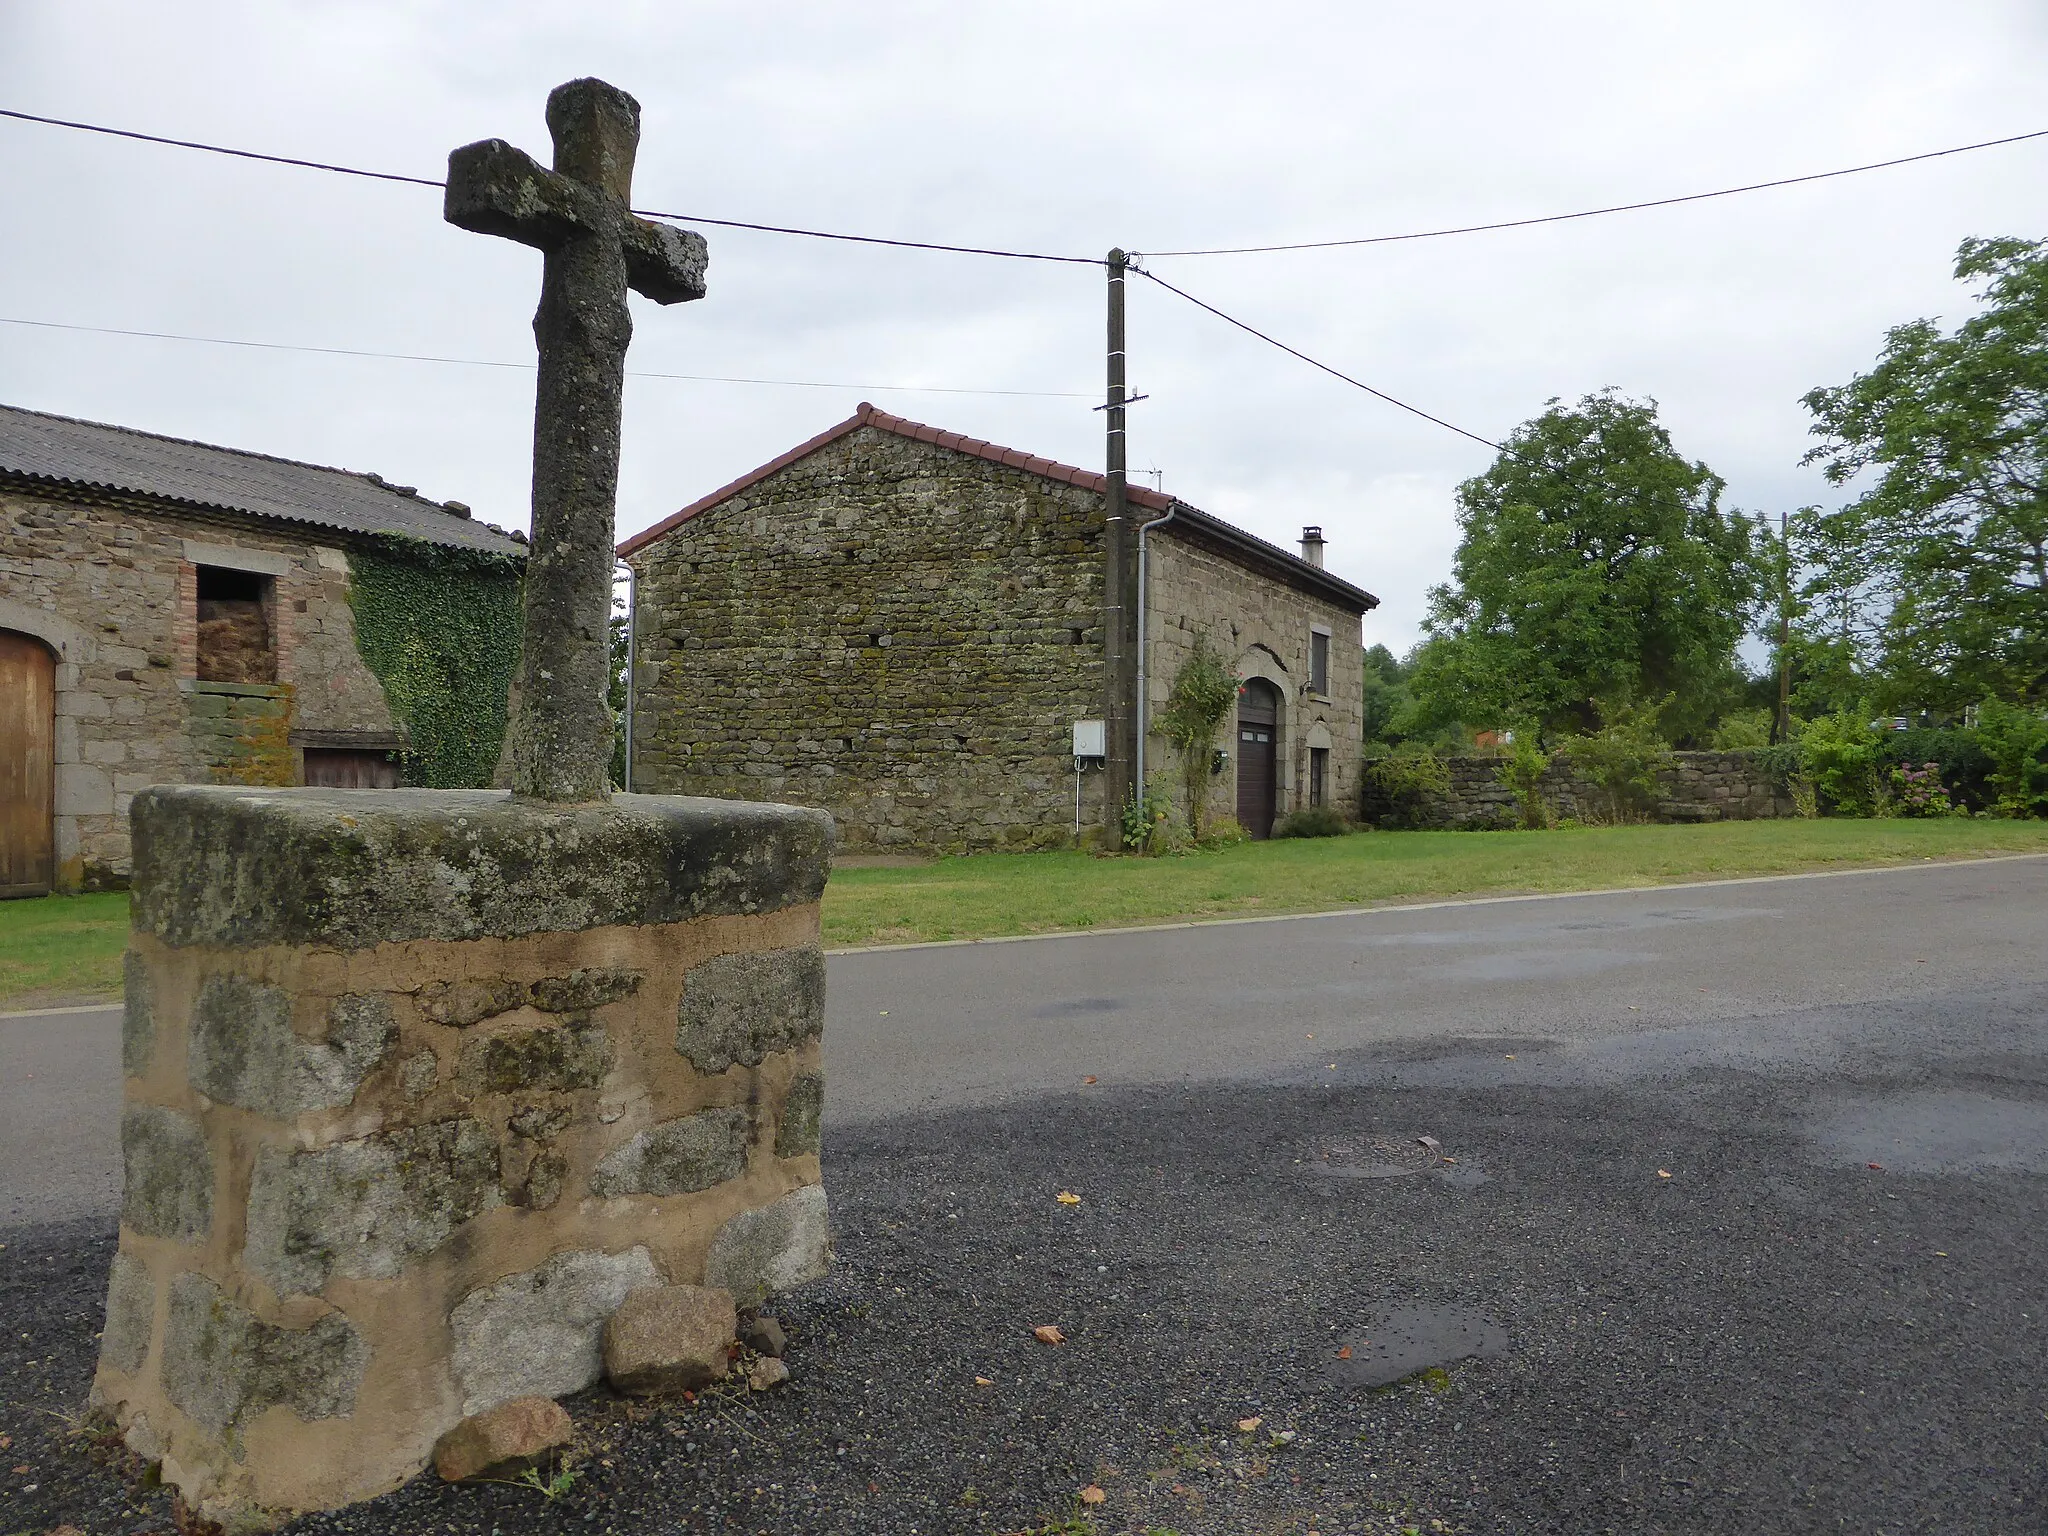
[0,631,56,897]
[1236,678,1279,840]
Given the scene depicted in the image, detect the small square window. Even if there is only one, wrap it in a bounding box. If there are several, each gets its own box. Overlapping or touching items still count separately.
[1310,630,1330,695]
[196,566,275,684]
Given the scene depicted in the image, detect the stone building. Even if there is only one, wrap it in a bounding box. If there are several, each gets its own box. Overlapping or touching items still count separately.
[0,405,524,894]
[620,403,1377,850]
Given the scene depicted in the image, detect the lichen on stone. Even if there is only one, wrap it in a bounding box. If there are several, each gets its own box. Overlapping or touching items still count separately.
[121,952,154,1078]
[587,1106,752,1198]
[243,1117,501,1296]
[120,1105,213,1242]
[775,1072,825,1159]
[456,1022,614,1097]
[187,976,397,1116]
[160,1273,368,1434]
[674,948,825,1074]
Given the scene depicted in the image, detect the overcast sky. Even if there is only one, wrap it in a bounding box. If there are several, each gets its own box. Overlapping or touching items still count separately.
[3,1,2044,653]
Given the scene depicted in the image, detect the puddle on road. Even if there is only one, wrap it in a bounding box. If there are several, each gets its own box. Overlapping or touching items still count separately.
[1328,1305,1508,1388]
[1804,1088,2048,1173]
[1031,997,1127,1018]
[1300,1134,1492,1191]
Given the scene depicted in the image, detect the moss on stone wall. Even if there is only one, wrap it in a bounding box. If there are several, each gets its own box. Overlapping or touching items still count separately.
[346,537,523,788]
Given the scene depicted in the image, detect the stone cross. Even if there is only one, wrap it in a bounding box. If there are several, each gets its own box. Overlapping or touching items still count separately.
[446,78,706,801]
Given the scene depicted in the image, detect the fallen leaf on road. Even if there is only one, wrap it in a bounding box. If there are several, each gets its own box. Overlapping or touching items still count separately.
[1417,1136,1441,1153]
[1867,1162,1885,1171]
[1504,1054,1517,1060]
[1079,1484,1106,1505]
[1441,1156,1458,1164]
[1033,1325,1065,1345]
[1657,1169,1672,1179]
[1056,1190,1082,1205]
[1933,1251,1948,1258]
[1082,1076,1098,1085]
[1336,1345,1353,1360]
[1328,1063,1337,1070]
[1305,1032,1314,1039]
[1237,1416,1263,1432]
[974,1376,994,1387]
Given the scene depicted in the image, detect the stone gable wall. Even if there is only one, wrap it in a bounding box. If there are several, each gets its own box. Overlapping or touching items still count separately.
[628,426,1110,852]
[1145,529,1366,828]
[1361,749,1792,827]
[1,484,402,887]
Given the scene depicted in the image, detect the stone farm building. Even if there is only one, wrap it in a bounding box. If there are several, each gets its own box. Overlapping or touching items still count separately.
[0,405,524,894]
[621,404,1377,851]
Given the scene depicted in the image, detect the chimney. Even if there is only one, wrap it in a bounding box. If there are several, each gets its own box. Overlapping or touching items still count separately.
[1299,525,1325,567]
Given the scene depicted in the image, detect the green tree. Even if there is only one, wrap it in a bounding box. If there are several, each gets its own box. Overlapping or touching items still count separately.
[1360,643,1413,745]
[1413,391,1770,741]
[1801,237,2048,710]
[1157,634,1239,840]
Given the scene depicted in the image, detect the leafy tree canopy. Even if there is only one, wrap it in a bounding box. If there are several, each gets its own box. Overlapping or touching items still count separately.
[1801,236,2048,709]
[1412,391,1770,741]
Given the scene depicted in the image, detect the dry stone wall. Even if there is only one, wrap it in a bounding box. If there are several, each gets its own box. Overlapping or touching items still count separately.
[1362,749,1792,827]
[96,786,835,1520]
[0,485,399,887]
[629,426,1108,851]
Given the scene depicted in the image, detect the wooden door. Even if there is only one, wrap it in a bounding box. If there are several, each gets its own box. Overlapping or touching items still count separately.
[1236,679,1279,839]
[0,632,56,897]
[303,748,400,789]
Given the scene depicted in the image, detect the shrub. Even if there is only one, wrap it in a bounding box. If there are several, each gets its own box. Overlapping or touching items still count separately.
[1876,727,1994,812]
[1365,750,1450,829]
[1120,776,1180,853]
[1493,733,1552,829]
[1709,709,1772,750]
[1797,710,1885,816]
[1975,700,2048,817]
[1889,761,1962,817]
[1274,805,1351,838]
[1199,816,1250,848]
[1557,701,1674,824]
[1158,636,1240,840]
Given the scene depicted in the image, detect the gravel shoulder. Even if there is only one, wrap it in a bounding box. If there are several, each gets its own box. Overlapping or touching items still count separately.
[5,981,2045,1536]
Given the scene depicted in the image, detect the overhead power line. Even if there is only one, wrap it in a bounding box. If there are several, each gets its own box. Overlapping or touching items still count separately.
[0,107,1099,266]
[0,315,1092,399]
[1135,268,1505,453]
[1145,128,2048,256]
[5,105,2041,265]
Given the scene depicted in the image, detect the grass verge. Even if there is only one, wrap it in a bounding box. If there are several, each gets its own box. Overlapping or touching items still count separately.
[0,891,130,1010]
[821,817,2048,949]
[4,820,2045,1008]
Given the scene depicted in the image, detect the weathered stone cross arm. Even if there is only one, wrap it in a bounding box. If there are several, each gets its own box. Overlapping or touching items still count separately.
[443,79,705,802]
[445,139,708,304]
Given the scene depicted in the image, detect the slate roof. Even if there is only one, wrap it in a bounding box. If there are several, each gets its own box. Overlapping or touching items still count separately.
[0,404,526,557]
[619,402,1378,613]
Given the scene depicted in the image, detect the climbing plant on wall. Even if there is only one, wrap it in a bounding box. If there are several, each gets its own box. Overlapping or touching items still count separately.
[346,535,524,788]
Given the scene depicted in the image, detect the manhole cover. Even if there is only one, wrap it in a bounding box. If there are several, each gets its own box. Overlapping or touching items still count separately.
[1328,1305,1508,1388]
[1307,1133,1440,1181]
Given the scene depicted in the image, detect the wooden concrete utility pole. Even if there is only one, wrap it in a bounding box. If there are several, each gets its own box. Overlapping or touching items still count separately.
[1102,248,1137,836]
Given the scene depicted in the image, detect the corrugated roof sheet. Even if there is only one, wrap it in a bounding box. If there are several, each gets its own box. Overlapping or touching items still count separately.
[0,404,526,557]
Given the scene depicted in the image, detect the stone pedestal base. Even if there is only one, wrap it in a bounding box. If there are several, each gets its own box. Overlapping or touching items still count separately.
[94,787,834,1519]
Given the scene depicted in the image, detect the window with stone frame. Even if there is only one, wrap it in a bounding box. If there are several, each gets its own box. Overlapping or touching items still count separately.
[1310,745,1329,808]
[1309,628,1330,695]
[196,565,277,684]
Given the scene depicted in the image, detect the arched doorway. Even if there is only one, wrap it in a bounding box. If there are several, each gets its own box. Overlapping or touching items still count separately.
[1236,677,1281,839]
[0,631,56,897]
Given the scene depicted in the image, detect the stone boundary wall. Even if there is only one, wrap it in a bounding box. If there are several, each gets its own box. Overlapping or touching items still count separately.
[96,787,834,1520]
[1362,749,1791,828]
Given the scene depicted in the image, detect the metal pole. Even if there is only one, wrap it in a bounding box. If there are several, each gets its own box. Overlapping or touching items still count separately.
[1134,504,1178,797]
[1103,249,1133,838]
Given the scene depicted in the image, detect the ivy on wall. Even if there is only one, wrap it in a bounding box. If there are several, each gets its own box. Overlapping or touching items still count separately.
[346,535,523,788]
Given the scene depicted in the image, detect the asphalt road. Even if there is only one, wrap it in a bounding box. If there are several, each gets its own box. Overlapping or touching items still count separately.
[3,856,2045,1534]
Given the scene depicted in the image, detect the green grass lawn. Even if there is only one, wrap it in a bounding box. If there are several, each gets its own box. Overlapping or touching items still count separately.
[821,817,2048,948]
[4,820,2045,1008]
[0,890,130,1010]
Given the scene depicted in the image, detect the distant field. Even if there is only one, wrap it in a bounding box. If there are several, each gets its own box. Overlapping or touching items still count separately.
[5,820,2046,1008]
